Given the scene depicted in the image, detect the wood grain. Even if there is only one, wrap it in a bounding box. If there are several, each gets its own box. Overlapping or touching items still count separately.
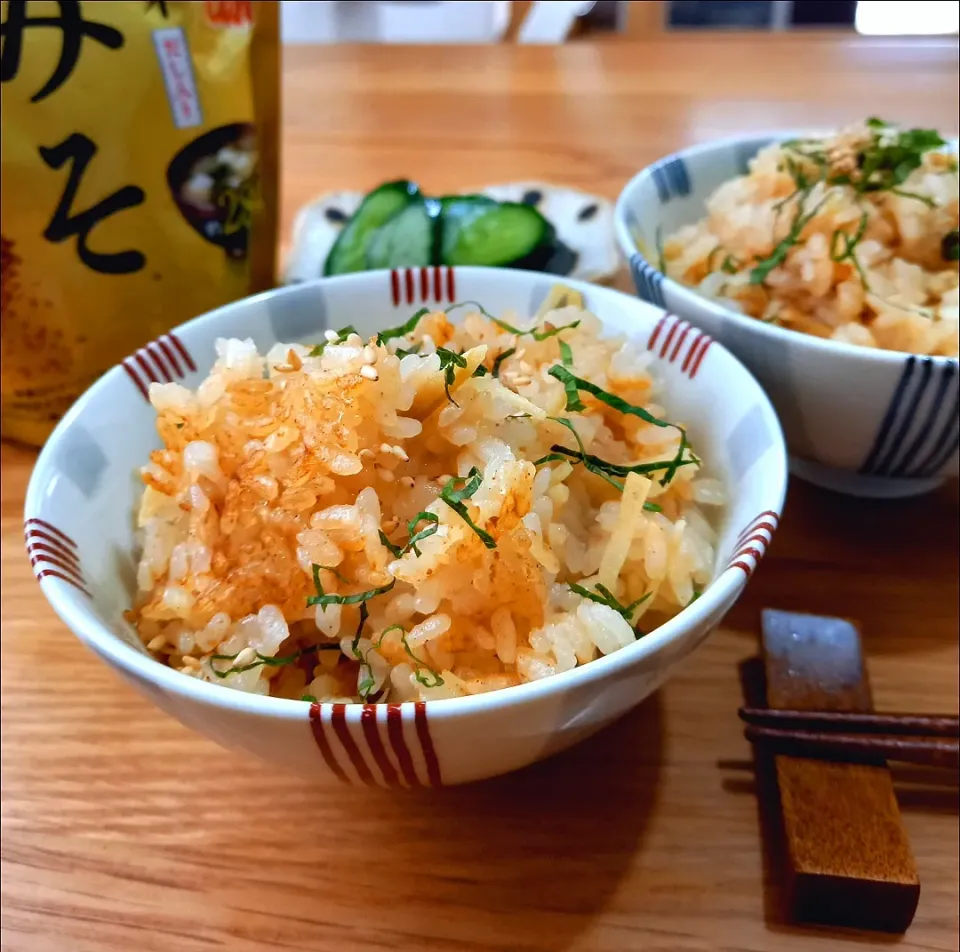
[3,38,959,952]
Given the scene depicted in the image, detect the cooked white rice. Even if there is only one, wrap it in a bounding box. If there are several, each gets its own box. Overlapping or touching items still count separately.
[662,121,959,356]
[131,285,722,703]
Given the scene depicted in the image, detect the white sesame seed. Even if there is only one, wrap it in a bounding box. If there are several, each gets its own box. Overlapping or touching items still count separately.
[379,442,393,455]
[513,375,532,386]
[324,329,339,343]
[362,345,378,364]
[376,467,395,483]
[358,448,376,459]
[399,476,416,490]
[392,445,409,461]
[346,333,364,347]
[180,654,201,668]
[234,647,257,667]
[360,365,379,380]
[146,635,166,652]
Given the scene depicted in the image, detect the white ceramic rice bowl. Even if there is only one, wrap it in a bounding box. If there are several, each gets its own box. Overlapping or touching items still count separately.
[615,134,959,499]
[25,267,786,787]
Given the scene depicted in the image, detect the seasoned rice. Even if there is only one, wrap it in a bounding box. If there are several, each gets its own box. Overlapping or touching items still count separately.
[661,120,959,356]
[131,286,722,702]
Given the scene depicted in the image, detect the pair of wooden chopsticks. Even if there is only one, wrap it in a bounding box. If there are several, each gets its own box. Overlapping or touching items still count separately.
[739,707,960,770]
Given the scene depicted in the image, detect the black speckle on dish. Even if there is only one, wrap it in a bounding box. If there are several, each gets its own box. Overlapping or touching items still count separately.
[521,189,543,206]
[577,203,599,222]
[324,207,348,224]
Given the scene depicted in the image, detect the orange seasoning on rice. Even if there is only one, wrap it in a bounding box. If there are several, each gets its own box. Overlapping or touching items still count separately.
[0,0,280,446]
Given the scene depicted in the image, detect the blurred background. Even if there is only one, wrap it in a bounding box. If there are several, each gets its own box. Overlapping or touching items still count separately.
[280,0,960,44]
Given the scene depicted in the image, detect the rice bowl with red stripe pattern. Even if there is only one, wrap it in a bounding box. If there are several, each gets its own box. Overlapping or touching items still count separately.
[25,268,786,786]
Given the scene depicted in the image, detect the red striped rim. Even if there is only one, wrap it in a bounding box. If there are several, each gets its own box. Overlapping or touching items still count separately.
[332,703,375,784]
[25,533,80,564]
[432,266,443,304]
[414,701,442,786]
[419,267,430,302]
[733,545,764,565]
[309,703,349,783]
[122,360,149,399]
[730,560,755,578]
[688,336,713,379]
[658,318,682,359]
[167,333,196,372]
[141,346,171,383]
[29,553,84,582]
[669,323,691,363]
[386,704,421,787]
[404,269,415,306]
[647,314,669,351]
[390,270,401,307]
[36,569,90,596]
[24,519,76,548]
[734,511,779,546]
[153,337,183,377]
[134,352,160,387]
[445,267,455,303]
[26,540,80,567]
[680,331,704,374]
[361,705,400,786]
[736,532,774,552]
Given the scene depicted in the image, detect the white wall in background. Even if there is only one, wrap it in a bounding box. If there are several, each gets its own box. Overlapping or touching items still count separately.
[856,0,959,35]
[281,0,512,44]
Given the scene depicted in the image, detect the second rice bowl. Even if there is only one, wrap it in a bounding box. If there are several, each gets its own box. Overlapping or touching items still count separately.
[615,130,959,498]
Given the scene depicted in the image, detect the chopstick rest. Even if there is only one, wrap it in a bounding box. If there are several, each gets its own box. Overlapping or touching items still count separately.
[759,609,920,933]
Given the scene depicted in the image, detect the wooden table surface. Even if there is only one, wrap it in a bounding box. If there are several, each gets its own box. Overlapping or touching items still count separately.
[3,37,959,952]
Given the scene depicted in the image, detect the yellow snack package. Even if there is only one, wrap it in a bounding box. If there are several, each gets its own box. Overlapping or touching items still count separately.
[1,0,280,446]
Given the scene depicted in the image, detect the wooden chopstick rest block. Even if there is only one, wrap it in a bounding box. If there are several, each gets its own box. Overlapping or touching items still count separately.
[761,609,920,933]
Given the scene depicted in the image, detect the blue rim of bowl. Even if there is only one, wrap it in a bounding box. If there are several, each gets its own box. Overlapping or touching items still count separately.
[25,269,788,723]
[613,133,960,370]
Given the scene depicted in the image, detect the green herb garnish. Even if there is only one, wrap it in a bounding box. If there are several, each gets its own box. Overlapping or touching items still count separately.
[380,512,441,558]
[755,120,947,286]
[450,301,580,342]
[376,307,429,347]
[472,364,489,377]
[445,300,497,320]
[405,512,440,556]
[829,210,870,287]
[750,193,830,285]
[378,530,404,558]
[210,643,338,679]
[309,325,360,357]
[548,366,675,431]
[376,624,444,689]
[439,468,497,549]
[535,417,692,496]
[352,602,377,699]
[855,124,945,194]
[435,347,468,406]
[550,365,586,412]
[569,581,651,626]
[307,566,396,609]
[301,693,319,703]
[558,339,574,367]
[720,253,741,275]
[492,347,515,378]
